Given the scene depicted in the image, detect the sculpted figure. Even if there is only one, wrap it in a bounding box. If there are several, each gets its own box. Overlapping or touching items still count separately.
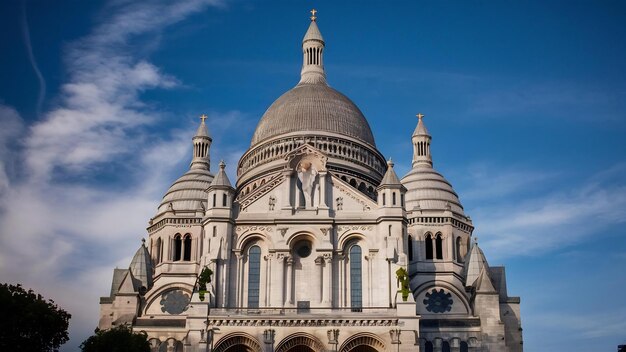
[297,161,318,208]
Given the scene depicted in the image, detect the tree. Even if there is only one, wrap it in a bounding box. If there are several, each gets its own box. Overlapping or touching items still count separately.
[0,283,71,352]
[80,325,150,352]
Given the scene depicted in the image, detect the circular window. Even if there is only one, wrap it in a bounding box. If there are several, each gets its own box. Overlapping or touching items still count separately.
[294,240,312,258]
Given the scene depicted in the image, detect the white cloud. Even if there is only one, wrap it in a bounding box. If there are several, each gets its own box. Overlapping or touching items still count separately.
[0,105,24,195]
[465,163,626,260]
[0,1,223,350]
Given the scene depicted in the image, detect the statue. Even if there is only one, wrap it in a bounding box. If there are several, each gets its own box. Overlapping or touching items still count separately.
[268,195,276,211]
[297,161,318,208]
[336,197,343,210]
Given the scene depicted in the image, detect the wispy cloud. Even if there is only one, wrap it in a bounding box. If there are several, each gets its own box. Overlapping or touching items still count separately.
[0,0,223,349]
[20,0,46,117]
[465,163,626,259]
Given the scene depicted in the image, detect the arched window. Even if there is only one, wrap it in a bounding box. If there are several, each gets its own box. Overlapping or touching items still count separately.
[425,341,434,352]
[425,234,433,260]
[173,234,182,261]
[155,238,162,264]
[247,245,261,308]
[436,234,443,260]
[408,235,413,261]
[349,245,363,312]
[460,341,469,352]
[456,236,462,263]
[222,193,227,207]
[383,194,387,206]
[442,341,451,352]
[183,234,192,261]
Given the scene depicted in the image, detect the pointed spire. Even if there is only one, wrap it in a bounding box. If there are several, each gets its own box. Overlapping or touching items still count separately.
[411,113,433,168]
[463,238,490,288]
[129,238,153,291]
[191,114,212,170]
[379,159,402,187]
[299,9,327,85]
[195,114,211,138]
[209,160,232,188]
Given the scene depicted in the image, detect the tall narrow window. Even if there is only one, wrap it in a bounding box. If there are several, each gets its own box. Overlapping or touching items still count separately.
[435,234,443,260]
[392,192,396,205]
[212,194,216,207]
[247,245,261,309]
[349,245,362,312]
[425,341,434,352]
[383,194,386,206]
[408,235,413,261]
[425,234,433,260]
[183,234,192,261]
[155,238,162,264]
[456,237,462,263]
[460,342,469,352]
[222,193,227,207]
[442,341,451,352]
[173,234,182,261]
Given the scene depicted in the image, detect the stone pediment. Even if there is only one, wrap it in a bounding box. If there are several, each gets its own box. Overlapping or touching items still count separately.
[330,174,377,212]
[236,172,284,211]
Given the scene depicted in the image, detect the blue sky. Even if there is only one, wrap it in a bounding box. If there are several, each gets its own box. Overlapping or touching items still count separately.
[1,0,625,351]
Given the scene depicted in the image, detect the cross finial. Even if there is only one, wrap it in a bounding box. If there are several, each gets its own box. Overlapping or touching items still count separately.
[310,9,317,21]
[200,114,207,123]
[416,113,425,119]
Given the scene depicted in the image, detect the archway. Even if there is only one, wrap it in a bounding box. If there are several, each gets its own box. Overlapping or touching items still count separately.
[213,333,262,352]
[275,333,325,352]
[340,334,386,352]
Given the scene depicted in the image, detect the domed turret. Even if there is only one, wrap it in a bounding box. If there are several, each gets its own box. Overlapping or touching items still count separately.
[156,115,214,215]
[402,114,465,215]
[239,11,386,197]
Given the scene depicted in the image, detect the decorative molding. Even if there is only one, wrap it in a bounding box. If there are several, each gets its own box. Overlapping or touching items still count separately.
[334,180,373,211]
[235,226,273,234]
[337,225,373,233]
[207,318,399,327]
[237,173,284,211]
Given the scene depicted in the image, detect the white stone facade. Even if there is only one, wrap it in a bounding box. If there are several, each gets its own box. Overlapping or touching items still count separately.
[99,13,522,352]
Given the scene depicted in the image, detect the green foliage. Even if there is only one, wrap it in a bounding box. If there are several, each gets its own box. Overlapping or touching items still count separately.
[0,283,71,352]
[80,325,149,352]
[395,267,411,301]
[197,266,213,301]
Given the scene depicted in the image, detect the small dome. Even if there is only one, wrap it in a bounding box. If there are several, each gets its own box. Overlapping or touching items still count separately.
[157,168,213,214]
[250,83,376,147]
[401,166,465,215]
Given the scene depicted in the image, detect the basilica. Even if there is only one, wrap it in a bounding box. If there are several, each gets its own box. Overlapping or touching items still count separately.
[99,12,522,352]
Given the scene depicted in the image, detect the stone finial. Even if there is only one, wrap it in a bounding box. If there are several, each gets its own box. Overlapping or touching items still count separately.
[219,160,226,170]
[310,9,317,21]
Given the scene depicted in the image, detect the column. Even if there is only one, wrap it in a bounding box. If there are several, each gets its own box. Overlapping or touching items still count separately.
[337,254,345,307]
[264,254,272,307]
[319,171,328,208]
[315,256,324,304]
[281,169,292,210]
[235,253,244,308]
[276,254,285,307]
[284,256,294,306]
[433,338,443,352]
[323,253,332,305]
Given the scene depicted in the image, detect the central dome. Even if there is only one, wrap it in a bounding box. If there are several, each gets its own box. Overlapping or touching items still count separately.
[250,82,376,147]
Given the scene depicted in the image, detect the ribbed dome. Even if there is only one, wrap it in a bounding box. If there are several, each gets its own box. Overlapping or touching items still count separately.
[401,166,465,216]
[250,83,376,147]
[157,168,213,214]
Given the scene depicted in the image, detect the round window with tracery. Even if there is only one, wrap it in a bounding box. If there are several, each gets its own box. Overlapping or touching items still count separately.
[423,288,453,313]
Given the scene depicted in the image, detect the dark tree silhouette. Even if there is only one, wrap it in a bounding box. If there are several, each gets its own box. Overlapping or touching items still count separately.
[0,283,71,351]
[80,325,150,352]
